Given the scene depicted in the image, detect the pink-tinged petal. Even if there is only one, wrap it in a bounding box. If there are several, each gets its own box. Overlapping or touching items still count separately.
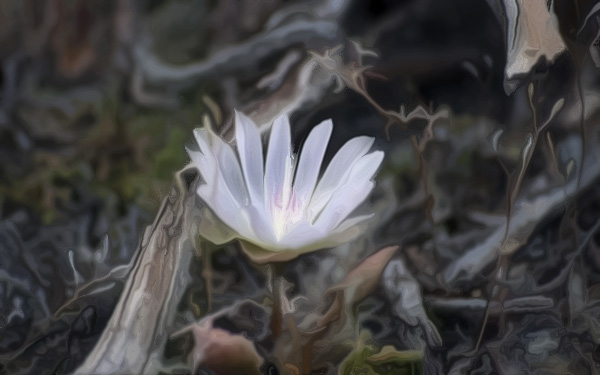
[293,119,333,211]
[314,151,383,231]
[308,136,375,219]
[264,114,294,214]
[235,110,264,205]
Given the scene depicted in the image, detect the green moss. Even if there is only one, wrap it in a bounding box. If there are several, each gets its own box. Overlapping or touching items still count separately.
[339,333,424,375]
[339,341,379,375]
[155,128,188,180]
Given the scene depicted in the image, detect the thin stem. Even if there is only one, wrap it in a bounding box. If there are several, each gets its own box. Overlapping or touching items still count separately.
[269,263,284,342]
[201,241,212,313]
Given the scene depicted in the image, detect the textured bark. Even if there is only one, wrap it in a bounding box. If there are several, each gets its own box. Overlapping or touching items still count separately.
[74,170,198,374]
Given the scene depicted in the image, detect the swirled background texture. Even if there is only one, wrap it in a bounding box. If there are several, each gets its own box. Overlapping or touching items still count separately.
[1,0,600,374]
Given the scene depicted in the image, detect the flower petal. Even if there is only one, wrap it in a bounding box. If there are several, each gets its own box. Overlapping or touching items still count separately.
[293,119,332,211]
[327,213,374,242]
[314,180,374,232]
[235,110,264,205]
[252,215,372,262]
[192,129,221,189]
[239,241,305,264]
[314,150,384,231]
[195,128,249,207]
[308,136,375,219]
[279,221,325,249]
[245,204,277,245]
[196,207,238,245]
[210,137,250,207]
[333,213,374,232]
[264,114,294,214]
[196,183,255,240]
[186,148,204,165]
[191,128,255,239]
[280,214,372,251]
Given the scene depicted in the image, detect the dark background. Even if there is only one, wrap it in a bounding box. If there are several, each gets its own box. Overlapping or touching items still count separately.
[1,0,599,373]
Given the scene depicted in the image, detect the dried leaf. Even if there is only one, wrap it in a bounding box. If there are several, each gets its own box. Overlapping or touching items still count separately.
[327,245,399,306]
[188,321,264,375]
[502,0,566,93]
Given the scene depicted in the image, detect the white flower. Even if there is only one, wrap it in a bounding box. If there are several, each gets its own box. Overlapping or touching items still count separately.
[188,111,383,263]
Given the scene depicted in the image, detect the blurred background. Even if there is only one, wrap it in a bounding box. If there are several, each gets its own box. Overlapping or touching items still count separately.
[1,0,600,374]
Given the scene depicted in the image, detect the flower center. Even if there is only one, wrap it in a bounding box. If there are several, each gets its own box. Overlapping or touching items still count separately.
[271,189,304,240]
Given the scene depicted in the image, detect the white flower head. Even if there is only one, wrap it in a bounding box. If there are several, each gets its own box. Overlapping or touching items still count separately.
[188,110,383,264]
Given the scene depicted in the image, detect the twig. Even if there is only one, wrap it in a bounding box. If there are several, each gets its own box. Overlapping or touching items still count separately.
[443,132,597,285]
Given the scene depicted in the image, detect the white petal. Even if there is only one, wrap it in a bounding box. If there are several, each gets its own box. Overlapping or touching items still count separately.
[191,128,254,239]
[235,110,264,205]
[280,214,371,251]
[193,128,211,151]
[186,147,203,165]
[308,136,375,218]
[264,114,294,213]
[293,119,332,211]
[197,183,255,240]
[282,215,371,255]
[189,132,218,189]
[314,180,374,232]
[330,214,374,237]
[197,128,249,207]
[212,140,249,207]
[192,129,218,186]
[314,151,383,231]
[196,207,238,245]
[279,221,325,249]
[269,215,372,258]
[245,205,277,244]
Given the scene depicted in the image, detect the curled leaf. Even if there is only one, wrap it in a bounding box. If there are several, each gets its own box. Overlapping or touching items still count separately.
[327,245,399,306]
[365,346,423,365]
